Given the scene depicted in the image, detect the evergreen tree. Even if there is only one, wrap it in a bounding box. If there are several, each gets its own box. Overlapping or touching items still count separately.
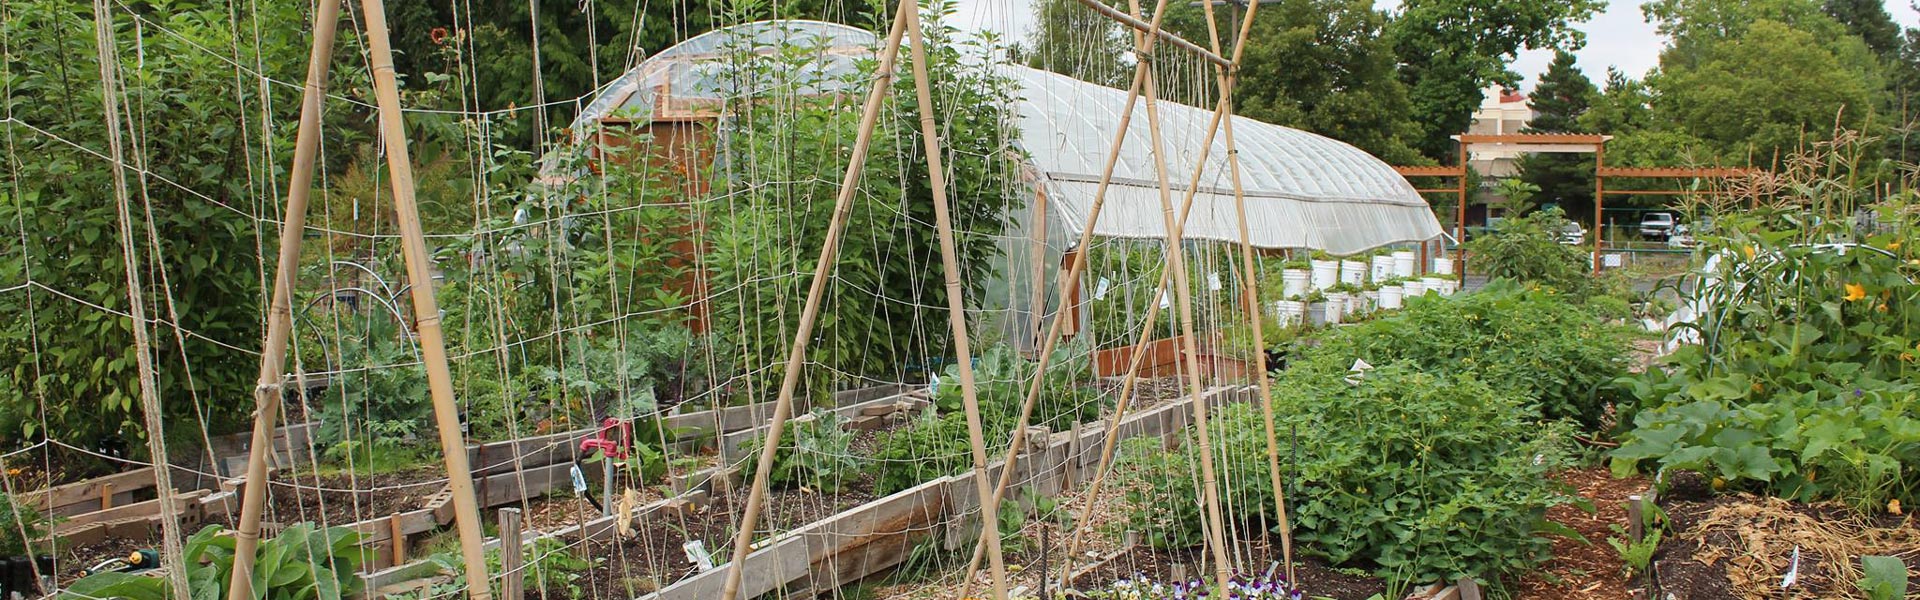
[1822,0,1901,59]
[1517,50,1597,220]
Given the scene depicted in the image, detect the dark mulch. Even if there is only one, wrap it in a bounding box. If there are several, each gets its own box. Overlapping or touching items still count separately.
[198,466,449,531]
[1514,466,1650,600]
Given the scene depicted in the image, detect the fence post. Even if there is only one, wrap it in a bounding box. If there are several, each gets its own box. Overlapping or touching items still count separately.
[499,508,524,600]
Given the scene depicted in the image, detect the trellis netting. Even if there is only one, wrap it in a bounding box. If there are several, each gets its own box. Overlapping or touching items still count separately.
[569,19,1442,350]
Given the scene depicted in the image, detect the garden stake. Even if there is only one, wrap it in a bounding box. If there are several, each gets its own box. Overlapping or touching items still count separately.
[1195,0,1296,579]
[904,4,1012,599]
[90,0,189,595]
[226,2,344,597]
[358,0,494,594]
[716,5,929,599]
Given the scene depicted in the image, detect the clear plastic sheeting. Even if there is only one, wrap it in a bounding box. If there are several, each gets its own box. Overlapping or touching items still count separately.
[1007,67,1441,256]
[573,20,1440,257]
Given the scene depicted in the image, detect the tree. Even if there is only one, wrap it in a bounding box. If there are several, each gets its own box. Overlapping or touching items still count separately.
[1651,19,1878,158]
[1385,0,1603,160]
[1822,0,1901,59]
[1518,50,1598,221]
[1019,0,1130,88]
[1579,68,1658,134]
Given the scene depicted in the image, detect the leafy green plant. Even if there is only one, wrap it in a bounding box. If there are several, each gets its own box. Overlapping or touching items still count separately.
[746,408,868,493]
[872,410,976,495]
[0,493,49,556]
[1463,207,1595,298]
[1858,555,1909,600]
[1117,365,1580,584]
[63,524,367,600]
[1605,525,1661,577]
[1612,136,1919,511]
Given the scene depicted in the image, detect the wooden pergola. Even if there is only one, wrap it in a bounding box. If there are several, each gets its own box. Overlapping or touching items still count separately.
[1394,133,1753,275]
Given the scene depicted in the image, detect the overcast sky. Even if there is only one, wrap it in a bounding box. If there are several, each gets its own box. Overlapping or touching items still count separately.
[950,0,1920,92]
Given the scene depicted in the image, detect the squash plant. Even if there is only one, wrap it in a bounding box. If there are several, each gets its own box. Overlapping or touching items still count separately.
[61,524,367,600]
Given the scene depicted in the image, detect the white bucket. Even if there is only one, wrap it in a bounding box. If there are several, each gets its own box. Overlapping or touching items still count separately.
[1403,279,1425,297]
[1422,277,1450,296]
[1378,285,1404,309]
[1371,255,1395,281]
[1325,292,1349,317]
[1432,256,1455,276]
[1281,269,1310,299]
[1307,301,1341,326]
[1270,300,1305,326]
[1392,251,1417,278]
[1310,260,1339,291]
[1340,260,1367,285]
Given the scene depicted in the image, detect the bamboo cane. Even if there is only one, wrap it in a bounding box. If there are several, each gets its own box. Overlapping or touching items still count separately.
[1195,0,1294,582]
[903,7,1010,598]
[1135,57,1236,600]
[357,0,493,596]
[955,4,1179,592]
[225,2,343,597]
[716,5,914,599]
[90,1,190,596]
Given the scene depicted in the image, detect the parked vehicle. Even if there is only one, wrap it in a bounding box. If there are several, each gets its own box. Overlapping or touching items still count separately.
[1666,224,1695,249]
[1558,222,1586,245]
[1639,212,1677,240]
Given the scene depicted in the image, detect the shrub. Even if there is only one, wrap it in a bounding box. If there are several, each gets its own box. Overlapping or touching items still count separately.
[872,410,977,495]
[1463,207,1593,297]
[1116,365,1579,583]
[62,524,367,600]
[1300,280,1630,428]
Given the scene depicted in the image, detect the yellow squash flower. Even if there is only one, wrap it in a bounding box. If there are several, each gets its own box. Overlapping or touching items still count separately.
[1742,245,1757,259]
[1889,240,1902,251]
[1844,283,1867,302]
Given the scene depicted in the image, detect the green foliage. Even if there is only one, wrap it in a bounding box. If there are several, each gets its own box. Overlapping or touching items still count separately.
[705,13,1021,403]
[1858,555,1910,600]
[1304,279,1630,428]
[0,493,48,556]
[64,524,368,600]
[1605,525,1662,577]
[873,342,1100,494]
[1387,0,1603,159]
[1018,0,1130,88]
[312,317,432,465]
[1117,366,1580,583]
[0,0,311,457]
[1611,140,1920,512]
[1463,208,1596,298]
[746,408,868,493]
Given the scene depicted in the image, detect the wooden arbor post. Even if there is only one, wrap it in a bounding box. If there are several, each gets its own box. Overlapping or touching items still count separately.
[227,0,496,597]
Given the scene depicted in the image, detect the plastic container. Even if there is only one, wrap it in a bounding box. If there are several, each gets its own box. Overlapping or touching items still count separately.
[1310,260,1339,291]
[1403,279,1425,297]
[1270,300,1305,326]
[1422,276,1450,297]
[1371,255,1395,281]
[1340,260,1367,286]
[1307,301,1341,326]
[1392,251,1417,278]
[1281,269,1310,299]
[1432,256,1455,276]
[1325,292,1350,317]
[1378,285,1404,309]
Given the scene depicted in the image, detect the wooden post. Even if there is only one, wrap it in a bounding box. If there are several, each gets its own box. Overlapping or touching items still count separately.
[100,483,113,511]
[716,5,914,600]
[1593,142,1606,274]
[226,2,343,597]
[1457,577,1483,600]
[1456,137,1469,282]
[389,513,407,564]
[1627,494,1645,542]
[904,7,1013,595]
[356,0,493,595]
[499,508,524,600]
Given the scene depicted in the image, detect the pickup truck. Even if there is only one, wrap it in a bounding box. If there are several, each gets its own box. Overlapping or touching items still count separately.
[1639,212,1677,240]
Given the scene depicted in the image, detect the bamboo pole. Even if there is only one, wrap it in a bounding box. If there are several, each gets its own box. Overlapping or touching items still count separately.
[716,5,913,599]
[90,1,190,596]
[226,2,343,597]
[1136,58,1235,600]
[357,0,494,596]
[955,1,1178,591]
[903,7,1009,597]
[1196,0,1293,581]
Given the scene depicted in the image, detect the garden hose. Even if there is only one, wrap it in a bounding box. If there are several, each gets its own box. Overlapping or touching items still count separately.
[84,549,159,575]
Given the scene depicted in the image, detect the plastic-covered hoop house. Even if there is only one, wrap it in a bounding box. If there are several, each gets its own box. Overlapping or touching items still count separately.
[569,19,1443,348]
